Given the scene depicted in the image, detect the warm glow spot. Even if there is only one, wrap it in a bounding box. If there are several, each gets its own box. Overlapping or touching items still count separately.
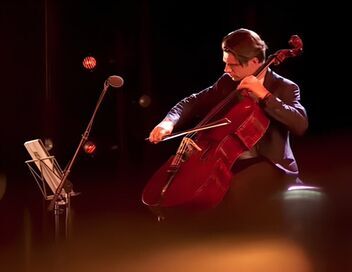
[116,236,314,272]
[0,172,6,201]
[44,138,54,151]
[139,94,151,108]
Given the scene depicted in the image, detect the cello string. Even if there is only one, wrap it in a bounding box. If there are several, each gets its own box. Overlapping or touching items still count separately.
[185,53,278,141]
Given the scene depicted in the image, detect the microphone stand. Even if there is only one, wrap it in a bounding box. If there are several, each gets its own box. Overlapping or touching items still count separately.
[48,79,111,212]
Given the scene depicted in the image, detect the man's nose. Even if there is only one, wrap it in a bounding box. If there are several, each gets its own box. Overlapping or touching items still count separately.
[224,65,231,73]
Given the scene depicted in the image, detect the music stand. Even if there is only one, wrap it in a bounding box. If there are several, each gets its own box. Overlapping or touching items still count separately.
[24,139,77,240]
[24,76,123,240]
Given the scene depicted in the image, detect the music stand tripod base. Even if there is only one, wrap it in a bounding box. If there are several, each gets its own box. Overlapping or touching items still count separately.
[24,139,79,240]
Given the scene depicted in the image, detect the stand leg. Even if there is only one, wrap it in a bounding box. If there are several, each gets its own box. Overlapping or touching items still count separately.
[65,194,71,239]
[53,196,71,241]
[54,202,60,241]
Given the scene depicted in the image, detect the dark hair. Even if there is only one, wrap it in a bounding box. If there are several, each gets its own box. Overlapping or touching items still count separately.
[222,28,268,65]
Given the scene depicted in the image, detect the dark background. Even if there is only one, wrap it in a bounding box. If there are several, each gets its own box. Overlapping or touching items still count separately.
[0,1,351,271]
[1,1,349,176]
[1,1,350,194]
[1,1,351,172]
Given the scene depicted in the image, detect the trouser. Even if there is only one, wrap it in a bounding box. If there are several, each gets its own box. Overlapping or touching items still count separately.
[213,157,293,225]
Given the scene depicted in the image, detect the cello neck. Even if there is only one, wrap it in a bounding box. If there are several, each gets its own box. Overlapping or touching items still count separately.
[253,54,277,79]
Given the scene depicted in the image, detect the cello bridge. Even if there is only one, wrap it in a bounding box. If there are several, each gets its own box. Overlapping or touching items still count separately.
[183,137,202,152]
[171,137,202,166]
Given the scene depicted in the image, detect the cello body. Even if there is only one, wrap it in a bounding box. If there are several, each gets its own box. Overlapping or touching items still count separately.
[142,96,269,213]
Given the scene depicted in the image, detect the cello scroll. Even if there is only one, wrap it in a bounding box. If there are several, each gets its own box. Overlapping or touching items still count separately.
[273,35,303,64]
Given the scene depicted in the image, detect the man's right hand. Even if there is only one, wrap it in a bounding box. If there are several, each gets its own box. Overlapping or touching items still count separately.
[148,119,174,144]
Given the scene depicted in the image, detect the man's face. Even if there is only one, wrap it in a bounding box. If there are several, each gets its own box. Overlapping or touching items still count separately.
[223,51,259,81]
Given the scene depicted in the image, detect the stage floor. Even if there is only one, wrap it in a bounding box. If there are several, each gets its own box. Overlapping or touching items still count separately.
[1,133,351,271]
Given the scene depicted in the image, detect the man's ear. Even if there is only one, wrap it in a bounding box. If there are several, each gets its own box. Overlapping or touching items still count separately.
[250,57,260,64]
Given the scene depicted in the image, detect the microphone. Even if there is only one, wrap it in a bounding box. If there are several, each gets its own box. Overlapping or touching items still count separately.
[107,75,124,88]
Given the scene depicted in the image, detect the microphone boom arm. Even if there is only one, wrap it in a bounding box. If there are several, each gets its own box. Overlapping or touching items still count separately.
[48,80,111,211]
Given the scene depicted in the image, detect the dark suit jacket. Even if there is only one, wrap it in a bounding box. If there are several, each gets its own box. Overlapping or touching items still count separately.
[164,69,308,178]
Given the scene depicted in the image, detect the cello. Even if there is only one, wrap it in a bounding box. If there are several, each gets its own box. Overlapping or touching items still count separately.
[142,35,303,218]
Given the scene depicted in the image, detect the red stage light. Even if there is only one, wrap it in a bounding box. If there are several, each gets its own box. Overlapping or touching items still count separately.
[82,56,97,70]
[83,141,96,154]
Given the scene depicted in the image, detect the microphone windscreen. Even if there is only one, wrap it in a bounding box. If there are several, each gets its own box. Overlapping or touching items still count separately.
[108,75,124,88]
